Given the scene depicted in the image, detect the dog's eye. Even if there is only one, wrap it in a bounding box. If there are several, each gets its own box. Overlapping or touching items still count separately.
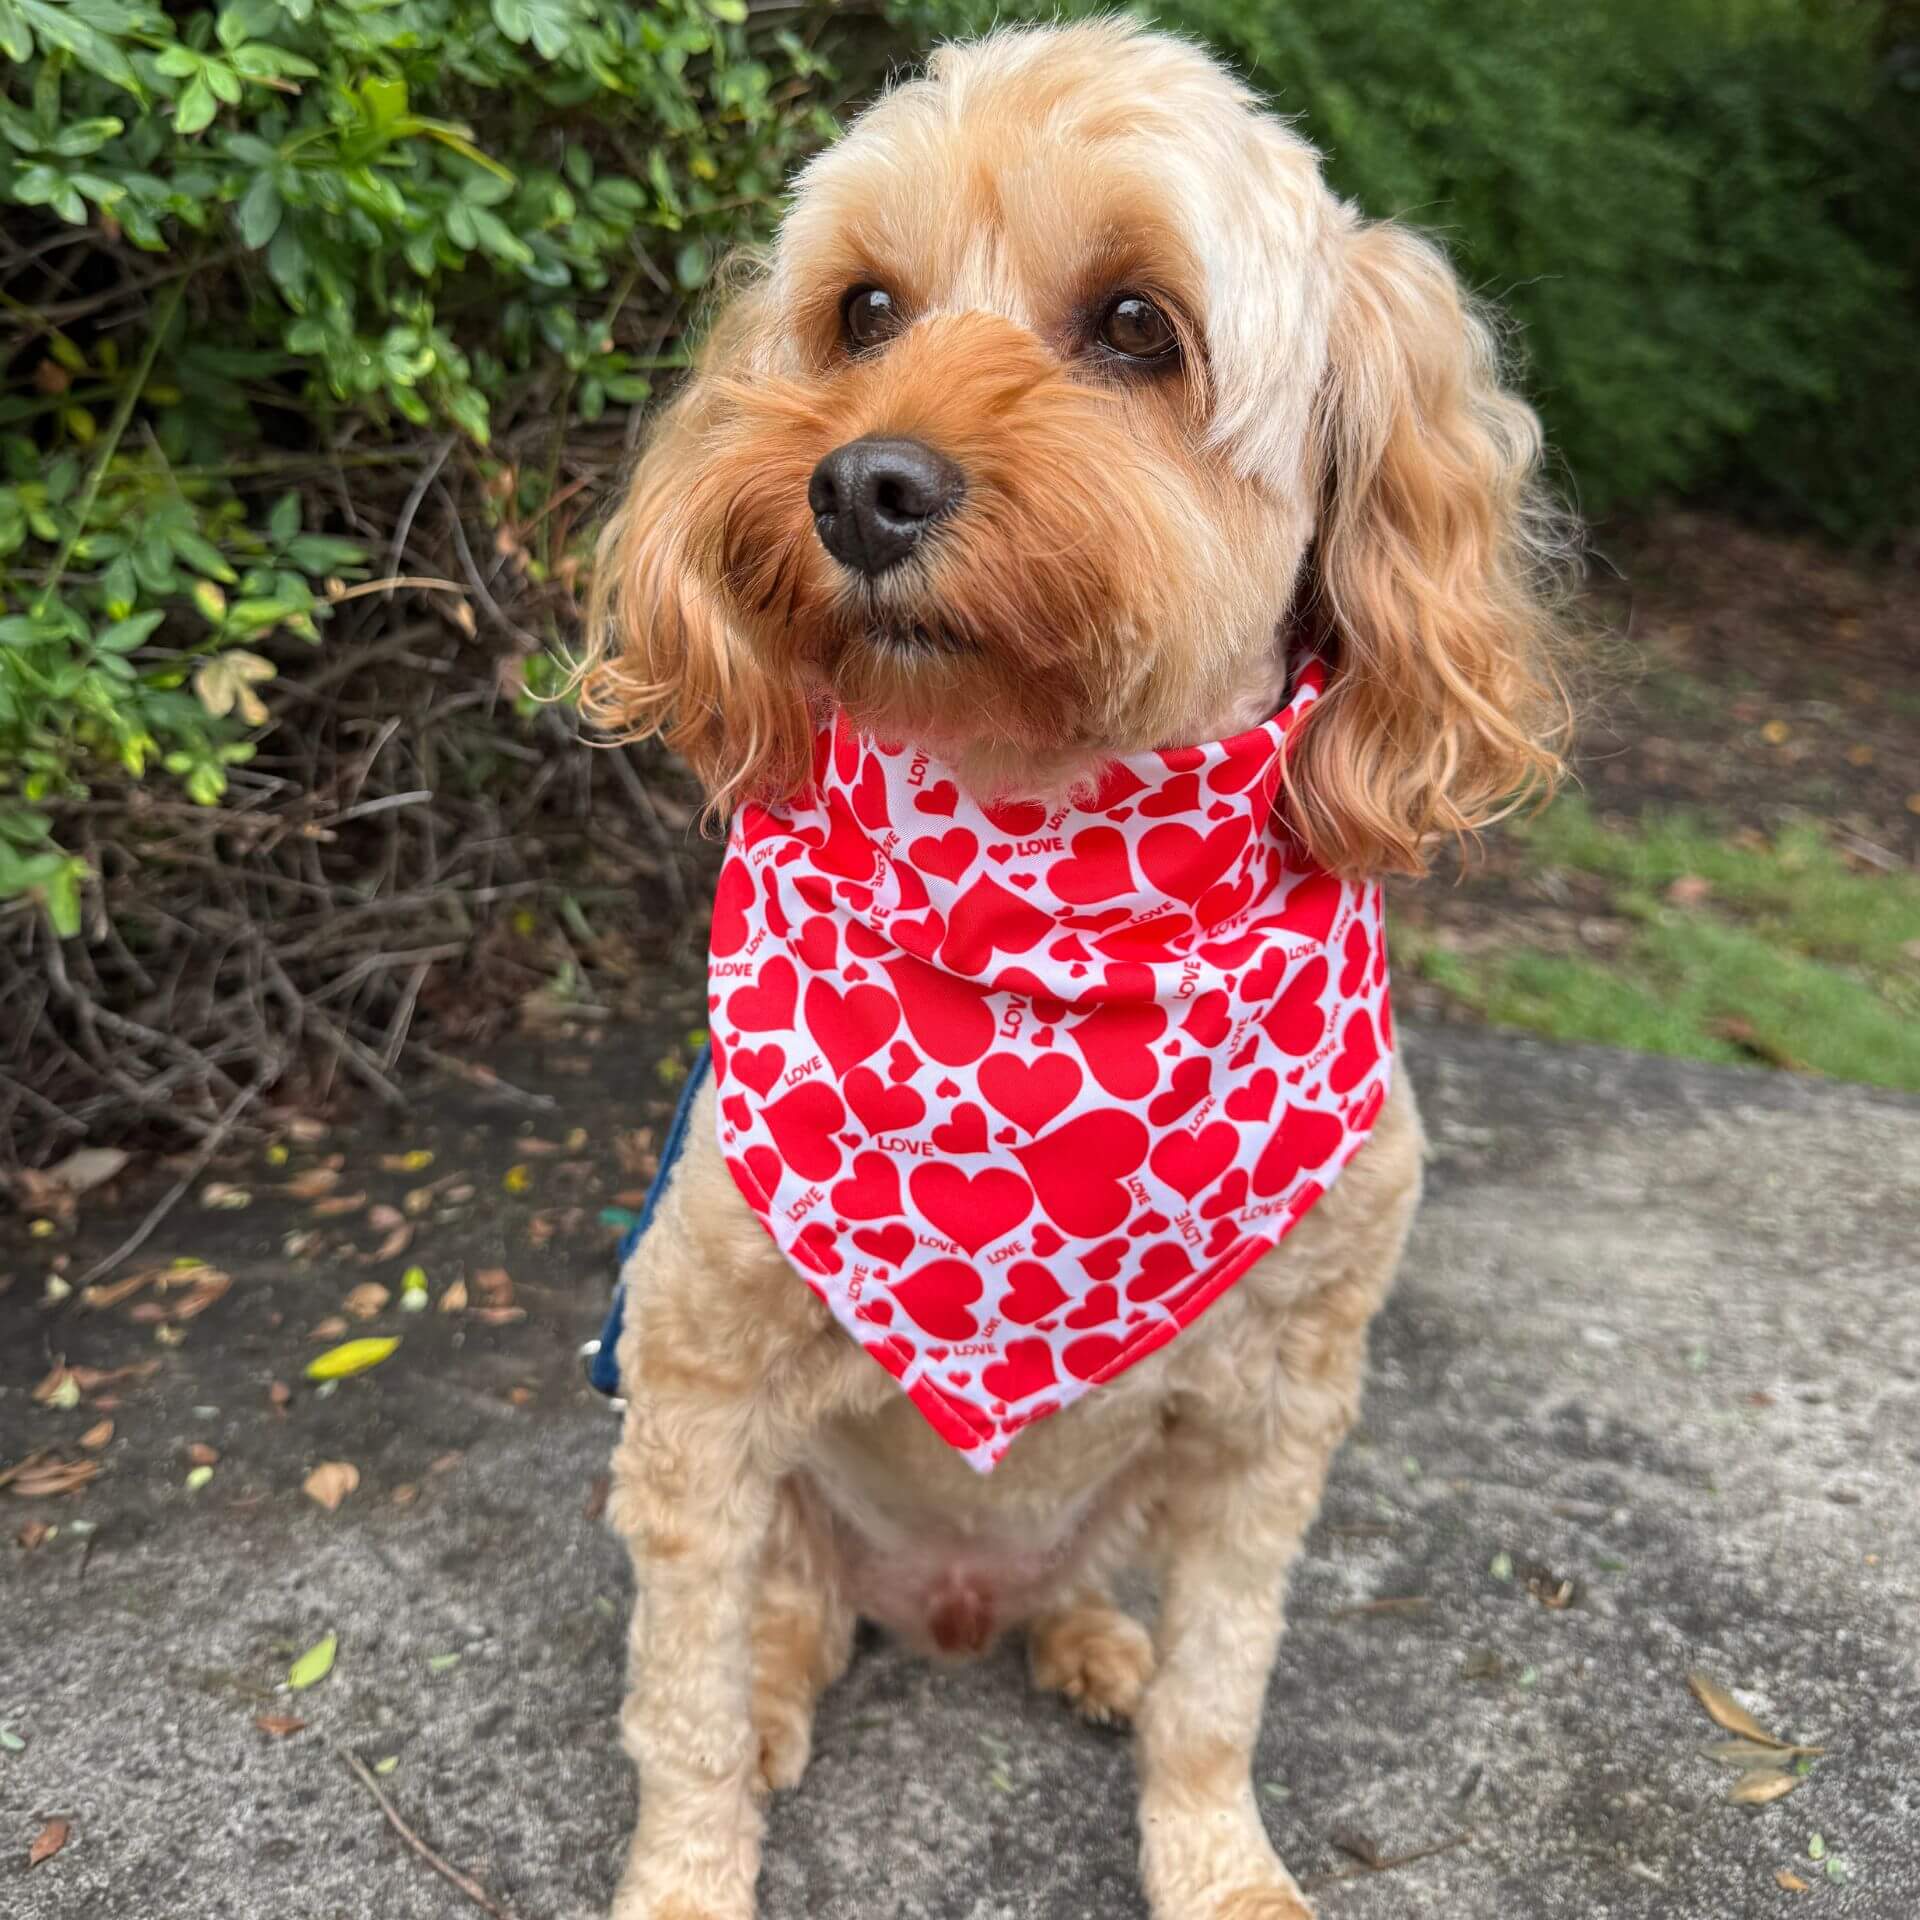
[1097,294,1178,362]
[842,286,903,352]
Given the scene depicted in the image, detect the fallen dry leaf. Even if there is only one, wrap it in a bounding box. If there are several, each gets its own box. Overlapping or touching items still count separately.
[267,1381,291,1413]
[70,1361,159,1393]
[366,1203,406,1232]
[80,1266,161,1311]
[31,1364,78,1407]
[16,1518,53,1550]
[474,1267,515,1308]
[198,1180,252,1210]
[366,1222,414,1263]
[78,1420,113,1452]
[1708,1739,1825,1768]
[8,1456,102,1498]
[507,1385,535,1406]
[282,1229,326,1259]
[254,1715,306,1739]
[302,1461,360,1511]
[342,1282,390,1321]
[1688,1673,1789,1747]
[438,1279,468,1313]
[1731,1770,1801,1806]
[1664,874,1713,908]
[381,1150,434,1173]
[283,1168,341,1199]
[390,1483,419,1507]
[0,1451,50,1492]
[186,1442,219,1467]
[39,1146,131,1196]
[27,1817,70,1868]
[1776,1869,1810,1892]
[470,1305,526,1327]
[311,1191,368,1218]
[309,1316,350,1340]
[428,1451,462,1476]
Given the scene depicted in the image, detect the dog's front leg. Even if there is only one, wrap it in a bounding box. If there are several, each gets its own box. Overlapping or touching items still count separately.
[605,1222,851,1920]
[609,1356,777,1920]
[1136,1287,1377,1920]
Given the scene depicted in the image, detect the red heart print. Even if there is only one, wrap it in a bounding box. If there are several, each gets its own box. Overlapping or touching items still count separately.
[1200,1168,1249,1220]
[843,963,868,984]
[1083,1238,1127,1280]
[941,877,1051,975]
[982,797,1048,836]
[762,1080,845,1182]
[1349,1080,1386,1134]
[1065,1284,1118,1330]
[858,1298,894,1327]
[1067,1001,1167,1099]
[1048,827,1135,905]
[709,856,756,958]
[1204,928,1265,969]
[1127,1209,1170,1237]
[1182,990,1231,1046]
[722,1093,751,1133]
[1139,772,1200,819]
[1001,1263,1068,1324]
[1280,870,1342,941]
[1339,918,1371,996]
[1016,1108,1148,1237]
[1196,872,1256,930]
[804,978,900,1076]
[1138,818,1249,904]
[1327,1009,1379,1094]
[886,1040,921,1082]
[892,911,946,961]
[910,1165,1033,1254]
[810,787,878,882]
[830,1150,902,1220]
[995,1126,1017,1144]
[845,920,892,959]
[886,954,995,1066]
[1205,1217,1240,1257]
[727,956,797,1032]
[909,828,978,882]
[849,754,890,830]
[743,1144,783,1200]
[852,1223,914,1266]
[1206,800,1235,822]
[845,1067,923,1134]
[1093,914,1185,963]
[935,1077,961,1098]
[1031,1224,1066,1257]
[1262,956,1329,1056]
[1225,1068,1277,1123]
[1150,1121,1237,1200]
[1063,1332,1126,1382]
[1127,1241,1193,1301]
[796,915,839,971]
[981,1337,1057,1404]
[931,1102,988,1154]
[1147,1056,1211,1127]
[793,874,833,915]
[1252,1103,1344,1197]
[889,1259,981,1340]
[979,1052,1082,1133]
[1008,873,1037,891]
[729,1044,785,1097]
[794,1221,842,1274]
[915,780,959,817]
[890,855,930,914]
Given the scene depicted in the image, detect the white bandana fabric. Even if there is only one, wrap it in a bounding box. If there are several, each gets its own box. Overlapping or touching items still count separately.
[706,663,1394,1472]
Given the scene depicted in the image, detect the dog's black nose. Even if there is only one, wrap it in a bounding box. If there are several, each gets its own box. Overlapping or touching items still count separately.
[809,437,963,577]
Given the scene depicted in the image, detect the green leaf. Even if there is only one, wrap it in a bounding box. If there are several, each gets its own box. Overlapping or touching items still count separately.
[287,1633,337,1691]
[238,172,282,249]
[97,612,164,653]
[15,0,143,98]
[169,529,238,583]
[51,117,124,158]
[176,75,219,136]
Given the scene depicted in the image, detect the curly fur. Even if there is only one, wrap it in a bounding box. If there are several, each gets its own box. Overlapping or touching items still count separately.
[581,22,1573,1919]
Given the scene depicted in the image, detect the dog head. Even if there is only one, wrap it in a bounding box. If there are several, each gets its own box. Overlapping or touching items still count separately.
[583,21,1572,874]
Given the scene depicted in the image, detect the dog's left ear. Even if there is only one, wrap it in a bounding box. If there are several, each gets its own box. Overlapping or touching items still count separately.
[1287,217,1575,877]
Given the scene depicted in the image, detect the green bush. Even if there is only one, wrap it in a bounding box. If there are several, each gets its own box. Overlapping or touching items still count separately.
[0,0,852,931]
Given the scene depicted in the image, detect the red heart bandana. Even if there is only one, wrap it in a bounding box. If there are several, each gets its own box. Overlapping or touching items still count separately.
[707,662,1393,1472]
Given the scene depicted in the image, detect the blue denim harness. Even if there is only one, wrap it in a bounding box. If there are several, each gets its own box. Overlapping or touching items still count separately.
[585,1046,712,1397]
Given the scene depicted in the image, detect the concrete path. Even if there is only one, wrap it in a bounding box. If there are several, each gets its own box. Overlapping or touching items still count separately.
[5,1021,1917,1919]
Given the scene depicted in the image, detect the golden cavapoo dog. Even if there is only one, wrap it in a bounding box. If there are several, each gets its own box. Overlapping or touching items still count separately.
[580,20,1571,1919]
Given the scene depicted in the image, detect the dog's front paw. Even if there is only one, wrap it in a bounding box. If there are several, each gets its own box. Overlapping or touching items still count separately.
[1030,1600,1156,1727]
[1210,1889,1314,1920]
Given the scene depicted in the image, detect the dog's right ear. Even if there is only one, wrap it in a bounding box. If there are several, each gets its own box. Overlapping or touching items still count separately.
[579,280,811,818]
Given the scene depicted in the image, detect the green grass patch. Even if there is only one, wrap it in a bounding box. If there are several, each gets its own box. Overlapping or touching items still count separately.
[1416,800,1920,1091]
